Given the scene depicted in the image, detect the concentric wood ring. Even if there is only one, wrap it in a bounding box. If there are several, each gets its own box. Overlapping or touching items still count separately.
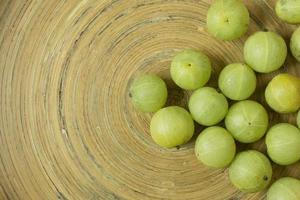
[0,0,299,199]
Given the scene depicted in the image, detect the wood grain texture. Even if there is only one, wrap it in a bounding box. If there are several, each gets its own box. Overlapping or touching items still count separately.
[0,0,299,199]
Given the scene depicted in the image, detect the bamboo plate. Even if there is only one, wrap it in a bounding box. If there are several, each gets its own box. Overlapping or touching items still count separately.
[0,0,300,199]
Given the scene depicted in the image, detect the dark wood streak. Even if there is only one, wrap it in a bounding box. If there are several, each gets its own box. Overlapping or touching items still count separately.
[0,182,10,200]
[56,2,130,197]
[250,13,267,31]
[74,7,92,25]
[38,155,68,200]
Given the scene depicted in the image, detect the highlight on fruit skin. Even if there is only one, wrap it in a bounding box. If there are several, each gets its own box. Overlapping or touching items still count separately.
[229,150,272,193]
[195,126,236,168]
[275,0,300,24]
[129,74,168,112]
[244,31,287,73]
[170,49,212,90]
[150,106,194,148]
[265,73,300,113]
[218,63,256,100]
[225,100,269,143]
[291,26,300,62]
[267,177,300,200]
[188,87,228,126]
[206,0,250,41]
[266,123,300,165]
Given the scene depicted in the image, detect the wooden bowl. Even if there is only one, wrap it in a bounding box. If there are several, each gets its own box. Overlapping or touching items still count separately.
[0,0,299,199]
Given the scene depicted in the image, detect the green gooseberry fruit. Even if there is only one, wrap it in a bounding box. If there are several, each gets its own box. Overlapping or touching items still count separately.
[195,126,236,168]
[276,0,300,24]
[207,0,250,41]
[170,49,212,90]
[291,26,300,62]
[225,100,269,143]
[229,150,272,193]
[129,74,167,112]
[266,123,300,165]
[218,63,256,100]
[265,73,300,113]
[150,106,194,148]
[244,31,287,73]
[189,87,228,126]
[267,177,300,200]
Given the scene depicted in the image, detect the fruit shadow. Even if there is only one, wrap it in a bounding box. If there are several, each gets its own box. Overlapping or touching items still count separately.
[272,161,300,180]
[163,77,191,110]
[245,0,291,37]
[263,159,300,188]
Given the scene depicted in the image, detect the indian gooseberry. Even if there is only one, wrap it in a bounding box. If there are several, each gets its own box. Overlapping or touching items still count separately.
[266,123,300,165]
[150,106,194,148]
[267,177,300,200]
[265,73,300,113]
[229,150,272,193]
[225,100,269,143]
[188,87,228,126]
[206,0,250,41]
[129,74,167,112]
[195,126,236,168]
[170,49,211,90]
[218,63,256,100]
[244,31,287,73]
[291,26,300,62]
[275,0,300,24]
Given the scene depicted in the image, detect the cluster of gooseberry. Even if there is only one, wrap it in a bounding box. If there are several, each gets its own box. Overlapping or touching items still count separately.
[129,0,300,199]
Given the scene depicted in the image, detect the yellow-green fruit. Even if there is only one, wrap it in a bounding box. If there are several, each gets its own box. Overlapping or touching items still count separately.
[244,31,287,73]
[207,0,249,41]
[170,49,211,90]
[276,0,300,24]
[129,74,167,112]
[265,74,300,113]
[150,106,194,148]
[267,177,300,200]
[189,87,228,126]
[291,27,300,62]
[218,63,256,100]
[229,150,272,193]
[225,100,269,143]
[266,123,300,165]
[195,126,236,168]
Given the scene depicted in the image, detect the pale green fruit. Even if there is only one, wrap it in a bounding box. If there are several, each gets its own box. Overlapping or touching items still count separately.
[218,63,256,100]
[225,100,269,143]
[195,126,236,168]
[291,27,300,62]
[267,177,300,200]
[266,123,300,165]
[297,110,300,128]
[129,74,167,112]
[276,0,300,24]
[207,0,249,41]
[150,106,194,148]
[229,150,272,193]
[170,49,211,90]
[244,31,287,73]
[189,87,228,126]
[265,73,300,113]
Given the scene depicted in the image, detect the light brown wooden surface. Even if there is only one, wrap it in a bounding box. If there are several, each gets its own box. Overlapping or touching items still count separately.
[0,0,300,199]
